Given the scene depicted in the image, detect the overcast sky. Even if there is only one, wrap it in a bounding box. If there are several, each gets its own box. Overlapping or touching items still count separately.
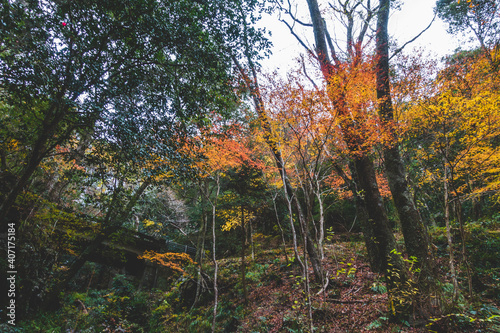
[259,0,462,73]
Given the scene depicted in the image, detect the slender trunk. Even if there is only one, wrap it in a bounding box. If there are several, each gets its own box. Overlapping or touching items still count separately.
[192,181,209,309]
[301,227,314,332]
[249,216,255,261]
[315,187,325,260]
[293,175,323,281]
[376,0,437,298]
[272,192,289,264]
[211,176,220,333]
[284,183,304,271]
[240,205,248,303]
[444,161,459,302]
[449,176,473,298]
[305,185,318,253]
[195,190,208,264]
[0,148,7,171]
[290,177,324,281]
[454,197,473,297]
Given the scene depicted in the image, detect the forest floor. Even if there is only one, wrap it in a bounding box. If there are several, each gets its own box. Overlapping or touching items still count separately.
[11,232,500,332]
[208,233,499,332]
[214,236,422,332]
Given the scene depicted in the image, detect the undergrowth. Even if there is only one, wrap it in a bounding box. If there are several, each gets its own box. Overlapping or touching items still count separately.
[8,226,500,332]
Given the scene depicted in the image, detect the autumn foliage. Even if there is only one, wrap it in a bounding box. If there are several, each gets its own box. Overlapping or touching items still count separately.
[138,250,194,274]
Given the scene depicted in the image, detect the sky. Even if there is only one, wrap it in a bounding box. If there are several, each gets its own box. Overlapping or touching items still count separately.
[259,0,462,73]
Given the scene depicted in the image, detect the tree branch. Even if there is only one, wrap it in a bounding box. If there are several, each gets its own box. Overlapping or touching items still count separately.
[389,12,437,61]
[281,19,315,56]
[322,19,340,65]
[300,55,320,90]
[282,0,313,27]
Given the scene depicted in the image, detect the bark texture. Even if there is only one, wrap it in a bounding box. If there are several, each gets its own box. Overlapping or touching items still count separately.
[375,0,436,286]
[305,0,405,276]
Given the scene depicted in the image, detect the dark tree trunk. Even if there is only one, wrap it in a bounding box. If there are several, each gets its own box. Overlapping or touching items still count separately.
[0,100,69,225]
[240,205,247,303]
[0,134,50,225]
[333,161,377,269]
[347,162,378,270]
[375,0,438,295]
[353,156,405,274]
[305,0,406,277]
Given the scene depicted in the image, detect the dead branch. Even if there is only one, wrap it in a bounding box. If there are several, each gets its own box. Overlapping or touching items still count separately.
[326,298,379,304]
[281,19,315,56]
[390,12,437,61]
[300,55,320,90]
[282,0,313,27]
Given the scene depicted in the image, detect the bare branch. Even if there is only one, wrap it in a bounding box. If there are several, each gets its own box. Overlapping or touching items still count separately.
[281,18,315,56]
[322,19,340,65]
[275,0,313,27]
[300,54,319,90]
[357,0,376,46]
[389,12,437,61]
[285,0,313,27]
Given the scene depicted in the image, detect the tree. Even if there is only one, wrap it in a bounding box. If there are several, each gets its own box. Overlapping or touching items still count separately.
[376,0,440,315]
[404,50,500,300]
[262,69,339,260]
[301,0,407,284]
[186,121,264,330]
[219,161,267,302]
[231,4,325,284]
[0,0,253,225]
[45,112,191,301]
[436,0,500,65]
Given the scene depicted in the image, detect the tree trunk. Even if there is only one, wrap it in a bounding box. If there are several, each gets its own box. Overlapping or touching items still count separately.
[444,161,460,302]
[315,184,325,260]
[342,161,379,270]
[195,189,208,264]
[332,160,377,269]
[272,191,289,264]
[292,187,324,281]
[454,196,473,297]
[249,215,255,261]
[240,205,247,303]
[305,0,405,275]
[192,180,209,309]
[211,176,220,333]
[0,140,46,224]
[0,103,67,226]
[353,156,406,275]
[376,0,440,315]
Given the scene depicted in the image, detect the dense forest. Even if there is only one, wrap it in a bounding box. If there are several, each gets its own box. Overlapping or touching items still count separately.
[1,0,499,332]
